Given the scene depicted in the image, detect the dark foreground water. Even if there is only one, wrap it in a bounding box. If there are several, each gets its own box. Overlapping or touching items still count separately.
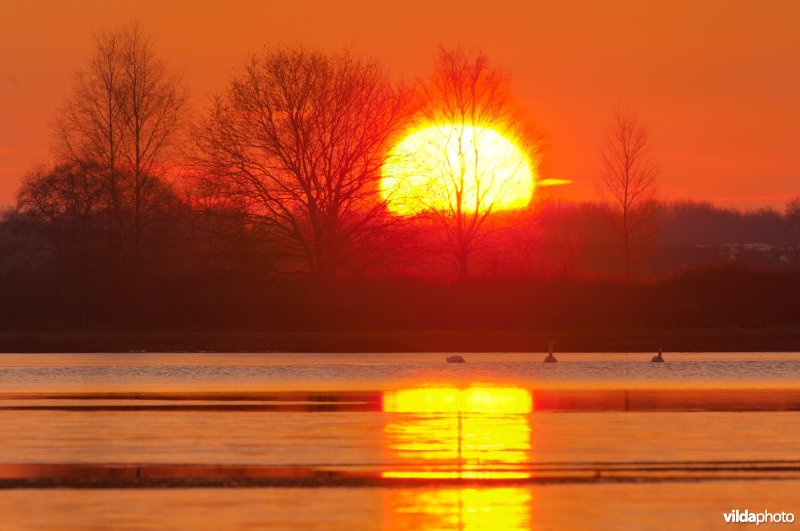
[1,352,799,529]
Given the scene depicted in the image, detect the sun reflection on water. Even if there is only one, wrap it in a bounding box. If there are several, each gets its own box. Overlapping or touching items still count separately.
[381,384,533,529]
[382,386,532,414]
[382,385,532,479]
[383,487,532,530]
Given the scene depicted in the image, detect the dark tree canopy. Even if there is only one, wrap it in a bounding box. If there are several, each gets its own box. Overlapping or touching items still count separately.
[192,47,410,282]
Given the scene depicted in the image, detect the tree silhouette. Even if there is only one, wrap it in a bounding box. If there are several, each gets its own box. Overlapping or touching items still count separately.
[600,108,659,279]
[56,22,186,277]
[192,47,409,284]
[383,47,540,282]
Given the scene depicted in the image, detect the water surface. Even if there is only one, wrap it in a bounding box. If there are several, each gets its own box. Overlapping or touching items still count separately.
[1,352,798,530]
[1,352,799,392]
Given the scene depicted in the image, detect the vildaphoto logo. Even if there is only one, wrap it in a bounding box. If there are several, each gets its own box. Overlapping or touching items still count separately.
[723,509,795,525]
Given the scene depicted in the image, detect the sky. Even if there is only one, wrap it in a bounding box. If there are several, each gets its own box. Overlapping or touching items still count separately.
[1,0,798,210]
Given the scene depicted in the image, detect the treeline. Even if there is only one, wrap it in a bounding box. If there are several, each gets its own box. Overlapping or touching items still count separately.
[532,200,800,277]
[2,194,799,331]
[0,23,798,334]
[1,251,799,331]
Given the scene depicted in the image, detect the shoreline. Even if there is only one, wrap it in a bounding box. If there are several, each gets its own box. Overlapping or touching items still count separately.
[1,327,800,353]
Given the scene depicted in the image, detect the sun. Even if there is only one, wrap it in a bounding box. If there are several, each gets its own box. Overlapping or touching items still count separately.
[380,124,536,216]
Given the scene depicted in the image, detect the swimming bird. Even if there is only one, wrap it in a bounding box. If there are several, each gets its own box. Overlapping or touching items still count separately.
[446,355,466,363]
[544,341,558,363]
[651,348,665,363]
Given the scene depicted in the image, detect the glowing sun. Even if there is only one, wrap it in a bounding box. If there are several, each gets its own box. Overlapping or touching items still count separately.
[380,124,536,216]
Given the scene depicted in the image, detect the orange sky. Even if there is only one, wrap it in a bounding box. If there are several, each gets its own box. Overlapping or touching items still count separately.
[1,0,798,209]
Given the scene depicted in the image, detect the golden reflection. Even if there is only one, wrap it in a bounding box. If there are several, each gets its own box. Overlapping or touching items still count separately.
[383,487,532,530]
[381,385,533,529]
[381,385,533,479]
[382,386,532,414]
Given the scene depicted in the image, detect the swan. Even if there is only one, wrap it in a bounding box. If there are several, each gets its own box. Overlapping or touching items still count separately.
[651,348,665,363]
[544,341,558,363]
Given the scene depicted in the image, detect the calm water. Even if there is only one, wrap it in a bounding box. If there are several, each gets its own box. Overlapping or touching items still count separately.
[3,482,800,530]
[1,352,800,391]
[1,352,799,530]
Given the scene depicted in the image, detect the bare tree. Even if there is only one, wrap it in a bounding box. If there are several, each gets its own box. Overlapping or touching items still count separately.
[56,22,186,276]
[192,47,409,284]
[600,108,659,278]
[383,47,540,282]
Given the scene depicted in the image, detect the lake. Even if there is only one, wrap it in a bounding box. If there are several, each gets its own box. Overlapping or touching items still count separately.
[1,352,799,529]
